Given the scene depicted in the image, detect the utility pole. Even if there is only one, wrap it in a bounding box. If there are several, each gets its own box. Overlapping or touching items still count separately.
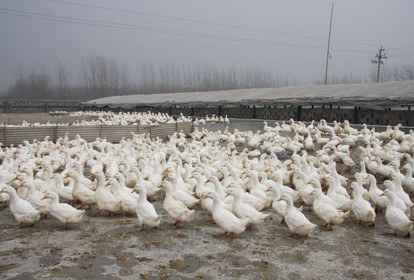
[371,46,387,83]
[324,3,334,85]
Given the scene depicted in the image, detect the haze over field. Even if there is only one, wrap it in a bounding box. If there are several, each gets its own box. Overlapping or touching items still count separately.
[1,0,414,98]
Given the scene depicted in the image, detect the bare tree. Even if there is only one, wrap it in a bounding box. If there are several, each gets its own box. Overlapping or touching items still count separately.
[55,62,70,99]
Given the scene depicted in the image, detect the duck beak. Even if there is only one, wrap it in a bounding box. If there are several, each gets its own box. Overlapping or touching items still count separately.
[105,182,110,186]
[16,184,23,189]
[225,193,231,197]
[162,169,169,174]
[41,196,48,200]
[205,179,211,183]
[89,174,96,179]
[63,174,70,179]
[380,193,385,196]
[131,189,136,193]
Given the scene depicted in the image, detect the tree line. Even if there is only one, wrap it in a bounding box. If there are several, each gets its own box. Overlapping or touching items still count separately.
[1,56,413,100]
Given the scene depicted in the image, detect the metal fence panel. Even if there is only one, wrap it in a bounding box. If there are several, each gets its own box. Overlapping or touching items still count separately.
[0,122,192,146]
[100,125,138,142]
[0,126,55,146]
[57,126,102,142]
[150,123,176,139]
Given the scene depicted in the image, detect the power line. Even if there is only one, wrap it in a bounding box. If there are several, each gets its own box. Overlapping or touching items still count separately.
[41,0,381,49]
[0,7,374,55]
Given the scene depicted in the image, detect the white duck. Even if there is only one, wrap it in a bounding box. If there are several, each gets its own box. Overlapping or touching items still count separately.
[243,171,272,209]
[161,180,195,229]
[383,180,411,217]
[381,189,413,237]
[281,193,316,238]
[134,184,161,231]
[367,174,388,212]
[268,185,287,223]
[43,192,85,229]
[91,171,122,216]
[390,173,414,209]
[167,173,199,208]
[202,190,248,239]
[401,163,414,193]
[0,185,40,228]
[312,188,350,231]
[106,178,137,215]
[53,173,74,202]
[113,173,139,201]
[325,176,352,211]
[226,188,269,229]
[65,171,96,210]
[132,167,159,198]
[227,181,266,211]
[17,179,50,217]
[350,182,376,227]
[294,172,315,210]
[271,173,300,203]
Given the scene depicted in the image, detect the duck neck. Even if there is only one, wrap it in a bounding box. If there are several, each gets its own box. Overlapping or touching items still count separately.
[285,196,294,210]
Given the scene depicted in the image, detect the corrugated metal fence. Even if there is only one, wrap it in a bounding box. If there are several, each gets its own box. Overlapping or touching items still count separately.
[0,122,192,146]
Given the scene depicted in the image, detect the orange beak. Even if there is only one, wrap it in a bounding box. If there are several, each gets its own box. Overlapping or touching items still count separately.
[89,174,96,179]
[16,184,23,189]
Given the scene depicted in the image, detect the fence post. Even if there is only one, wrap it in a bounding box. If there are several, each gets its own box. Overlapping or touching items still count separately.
[353,106,359,124]
[54,124,58,143]
[297,106,302,121]
[3,123,7,147]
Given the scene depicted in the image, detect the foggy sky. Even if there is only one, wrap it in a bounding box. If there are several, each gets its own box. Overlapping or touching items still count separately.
[1,0,414,90]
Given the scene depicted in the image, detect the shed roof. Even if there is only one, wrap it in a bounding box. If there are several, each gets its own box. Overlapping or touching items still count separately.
[84,80,414,109]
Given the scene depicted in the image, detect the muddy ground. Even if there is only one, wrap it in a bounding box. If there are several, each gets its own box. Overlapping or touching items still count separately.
[0,187,413,280]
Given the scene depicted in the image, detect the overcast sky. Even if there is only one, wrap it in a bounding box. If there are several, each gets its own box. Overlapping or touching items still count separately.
[1,0,414,90]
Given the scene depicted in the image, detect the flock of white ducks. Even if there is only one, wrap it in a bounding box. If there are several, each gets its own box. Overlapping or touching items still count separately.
[3,111,193,127]
[0,116,413,239]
